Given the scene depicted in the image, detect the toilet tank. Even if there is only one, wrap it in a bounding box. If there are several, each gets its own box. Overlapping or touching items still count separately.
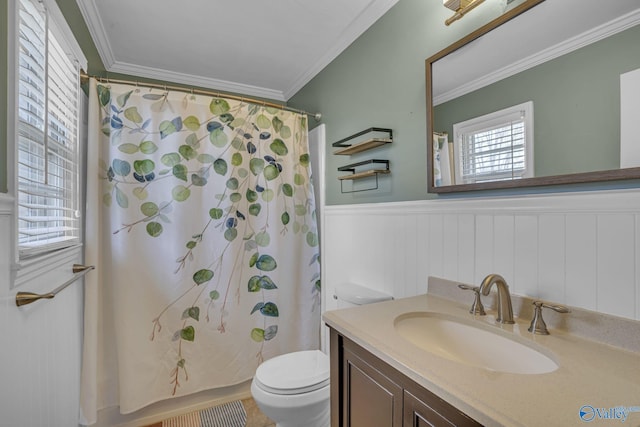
[334,283,393,308]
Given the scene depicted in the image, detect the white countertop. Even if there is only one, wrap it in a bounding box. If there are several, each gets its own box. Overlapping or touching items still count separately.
[323,292,640,426]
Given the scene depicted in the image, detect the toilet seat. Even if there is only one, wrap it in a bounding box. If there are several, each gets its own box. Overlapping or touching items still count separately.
[254,350,329,395]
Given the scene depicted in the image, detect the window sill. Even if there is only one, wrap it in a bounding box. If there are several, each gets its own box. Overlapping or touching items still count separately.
[1,194,84,291]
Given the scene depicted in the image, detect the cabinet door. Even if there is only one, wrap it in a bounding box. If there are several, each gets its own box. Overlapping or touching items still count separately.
[404,390,481,427]
[343,348,403,427]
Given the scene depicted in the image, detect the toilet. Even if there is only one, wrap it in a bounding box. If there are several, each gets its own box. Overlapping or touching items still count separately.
[333,282,394,309]
[250,283,392,427]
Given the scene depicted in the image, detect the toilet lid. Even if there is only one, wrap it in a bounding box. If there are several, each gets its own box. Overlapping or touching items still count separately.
[254,350,330,395]
[335,283,393,305]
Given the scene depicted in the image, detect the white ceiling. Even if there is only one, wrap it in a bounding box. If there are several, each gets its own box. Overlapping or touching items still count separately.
[76,0,399,101]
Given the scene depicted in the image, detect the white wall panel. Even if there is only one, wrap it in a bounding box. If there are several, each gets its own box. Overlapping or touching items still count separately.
[356,214,378,289]
[323,189,640,321]
[443,214,459,281]
[415,216,430,295]
[513,215,539,297]
[401,214,419,298]
[0,195,83,427]
[565,214,598,310]
[538,214,566,302]
[388,213,405,298]
[457,214,476,284]
[493,215,515,285]
[427,214,444,279]
[596,214,636,318]
[474,214,494,283]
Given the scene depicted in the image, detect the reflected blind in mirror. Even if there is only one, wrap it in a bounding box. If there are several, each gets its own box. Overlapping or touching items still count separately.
[453,101,533,184]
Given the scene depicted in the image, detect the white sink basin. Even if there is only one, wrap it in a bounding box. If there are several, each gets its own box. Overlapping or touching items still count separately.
[394,312,558,374]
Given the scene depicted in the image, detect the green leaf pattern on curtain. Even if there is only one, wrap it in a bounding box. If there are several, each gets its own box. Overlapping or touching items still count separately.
[96,84,320,397]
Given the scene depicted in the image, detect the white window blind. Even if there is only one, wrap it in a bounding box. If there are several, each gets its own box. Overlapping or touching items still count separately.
[17,0,82,258]
[453,101,534,185]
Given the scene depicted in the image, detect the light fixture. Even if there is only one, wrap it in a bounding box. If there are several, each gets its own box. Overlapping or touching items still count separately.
[443,0,486,26]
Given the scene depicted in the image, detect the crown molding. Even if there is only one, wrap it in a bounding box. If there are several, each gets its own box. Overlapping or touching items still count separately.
[107,60,288,101]
[283,0,400,99]
[434,8,640,105]
[77,0,398,101]
[77,0,286,100]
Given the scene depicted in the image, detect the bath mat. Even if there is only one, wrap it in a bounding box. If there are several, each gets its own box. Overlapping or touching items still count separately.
[161,400,247,427]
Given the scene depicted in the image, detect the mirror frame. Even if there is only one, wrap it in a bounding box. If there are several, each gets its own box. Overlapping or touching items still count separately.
[426,0,640,193]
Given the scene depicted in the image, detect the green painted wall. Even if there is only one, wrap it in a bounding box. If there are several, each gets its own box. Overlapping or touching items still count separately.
[287,0,532,204]
[434,25,640,178]
[288,1,640,204]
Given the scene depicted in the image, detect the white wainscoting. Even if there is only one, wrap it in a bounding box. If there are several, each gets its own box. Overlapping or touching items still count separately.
[322,188,640,324]
[0,194,84,427]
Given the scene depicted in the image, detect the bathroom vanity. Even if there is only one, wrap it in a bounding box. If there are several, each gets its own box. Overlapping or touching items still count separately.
[330,329,480,426]
[323,277,640,426]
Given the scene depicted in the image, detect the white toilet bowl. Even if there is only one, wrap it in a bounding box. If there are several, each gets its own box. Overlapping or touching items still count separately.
[251,283,392,426]
[251,350,330,427]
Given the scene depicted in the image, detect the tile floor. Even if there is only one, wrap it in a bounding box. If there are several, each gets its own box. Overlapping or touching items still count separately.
[242,397,276,427]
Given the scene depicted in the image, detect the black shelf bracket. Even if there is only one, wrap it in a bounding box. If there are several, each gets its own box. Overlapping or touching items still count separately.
[337,159,390,194]
[332,127,393,148]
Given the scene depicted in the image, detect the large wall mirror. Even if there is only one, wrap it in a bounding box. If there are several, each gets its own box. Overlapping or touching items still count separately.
[426,0,640,193]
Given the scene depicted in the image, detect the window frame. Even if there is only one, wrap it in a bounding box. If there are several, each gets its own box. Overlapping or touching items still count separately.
[7,0,87,286]
[452,101,534,185]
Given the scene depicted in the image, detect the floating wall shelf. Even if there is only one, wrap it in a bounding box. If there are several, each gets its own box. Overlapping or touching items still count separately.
[333,128,393,193]
[332,127,393,155]
[337,159,390,180]
[337,159,390,193]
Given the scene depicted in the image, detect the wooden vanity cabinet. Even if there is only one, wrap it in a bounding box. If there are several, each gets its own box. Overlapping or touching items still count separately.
[329,328,482,427]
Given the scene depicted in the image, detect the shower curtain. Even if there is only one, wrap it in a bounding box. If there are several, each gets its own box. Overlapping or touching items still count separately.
[80,79,320,422]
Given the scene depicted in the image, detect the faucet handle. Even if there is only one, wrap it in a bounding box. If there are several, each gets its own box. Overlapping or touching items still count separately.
[458,284,486,316]
[538,302,570,314]
[528,301,570,335]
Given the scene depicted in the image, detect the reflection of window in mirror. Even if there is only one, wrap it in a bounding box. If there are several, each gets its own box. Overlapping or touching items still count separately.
[452,101,533,184]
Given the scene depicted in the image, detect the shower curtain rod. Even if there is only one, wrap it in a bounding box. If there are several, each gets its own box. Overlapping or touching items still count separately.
[80,72,322,122]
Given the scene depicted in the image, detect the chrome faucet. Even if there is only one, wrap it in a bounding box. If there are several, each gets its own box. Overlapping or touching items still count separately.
[479,274,515,324]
